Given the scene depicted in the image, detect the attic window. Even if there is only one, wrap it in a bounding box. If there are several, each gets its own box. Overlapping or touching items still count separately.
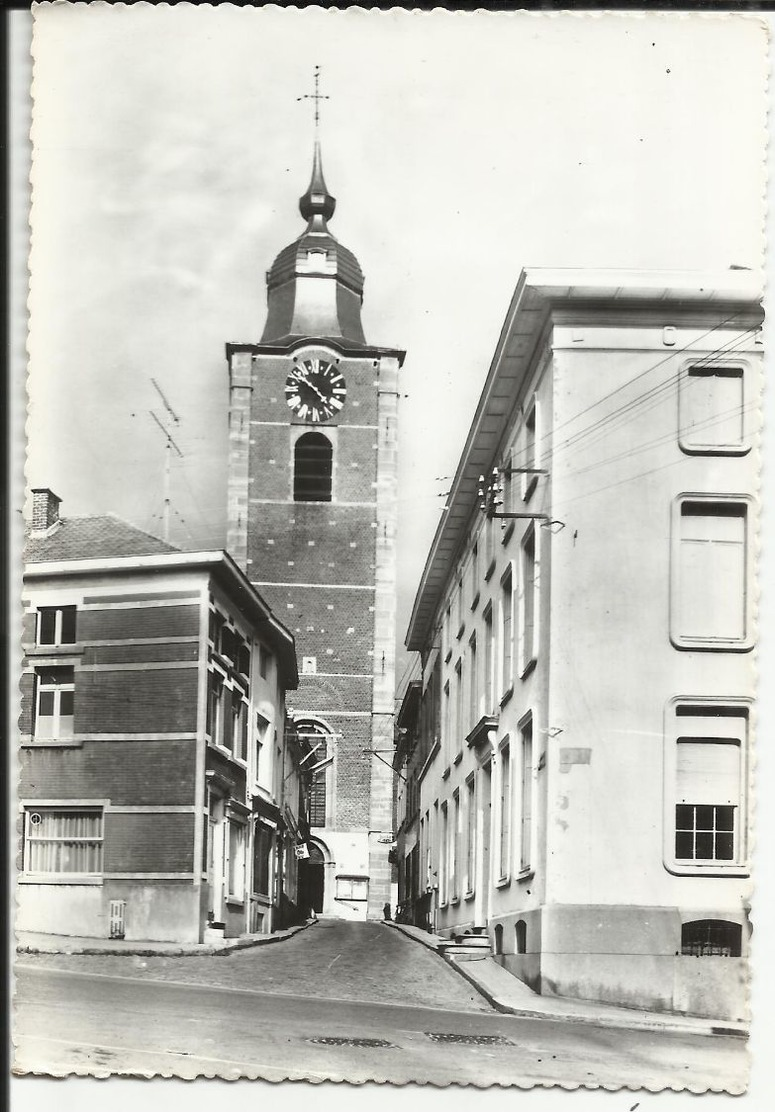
[307,250,327,268]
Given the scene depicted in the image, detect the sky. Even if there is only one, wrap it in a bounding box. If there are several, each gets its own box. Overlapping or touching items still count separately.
[25,6,767,674]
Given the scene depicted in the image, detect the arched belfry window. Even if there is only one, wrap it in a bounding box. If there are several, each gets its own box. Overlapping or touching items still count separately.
[294,433,333,502]
[296,720,332,828]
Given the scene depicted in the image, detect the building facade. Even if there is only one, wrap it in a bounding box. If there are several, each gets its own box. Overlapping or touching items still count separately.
[18,490,305,943]
[225,144,404,919]
[403,270,760,1020]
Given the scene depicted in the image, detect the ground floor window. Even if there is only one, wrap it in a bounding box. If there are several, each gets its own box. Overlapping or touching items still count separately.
[681,919,742,957]
[23,807,103,874]
[253,822,273,897]
[228,820,246,900]
[335,875,368,901]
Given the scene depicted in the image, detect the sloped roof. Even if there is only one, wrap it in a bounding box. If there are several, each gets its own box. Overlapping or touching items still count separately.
[25,515,179,564]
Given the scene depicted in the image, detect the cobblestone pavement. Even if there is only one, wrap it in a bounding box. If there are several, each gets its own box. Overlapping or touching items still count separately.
[18,919,492,1013]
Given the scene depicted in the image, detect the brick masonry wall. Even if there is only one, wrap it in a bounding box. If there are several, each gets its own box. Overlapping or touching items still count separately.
[73,668,198,734]
[19,740,197,805]
[78,604,199,642]
[104,812,195,872]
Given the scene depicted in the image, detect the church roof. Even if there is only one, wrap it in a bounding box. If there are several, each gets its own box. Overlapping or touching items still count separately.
[25,514,179,563]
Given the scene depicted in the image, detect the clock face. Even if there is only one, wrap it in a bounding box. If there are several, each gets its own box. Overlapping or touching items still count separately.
[285,358,347,423]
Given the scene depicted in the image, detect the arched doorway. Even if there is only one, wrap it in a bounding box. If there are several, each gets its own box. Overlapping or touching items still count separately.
[298,840,326,916]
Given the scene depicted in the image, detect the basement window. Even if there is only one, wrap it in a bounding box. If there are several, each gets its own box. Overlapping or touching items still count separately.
[681,919,742,958]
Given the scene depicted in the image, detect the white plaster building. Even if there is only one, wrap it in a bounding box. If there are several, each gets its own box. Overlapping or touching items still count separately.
[403,269,761,1021]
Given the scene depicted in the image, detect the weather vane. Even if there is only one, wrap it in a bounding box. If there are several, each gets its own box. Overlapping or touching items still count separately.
[297,64,329,132]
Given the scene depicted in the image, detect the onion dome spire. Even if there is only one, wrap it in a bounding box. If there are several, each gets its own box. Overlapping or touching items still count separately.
[299,141,336,230]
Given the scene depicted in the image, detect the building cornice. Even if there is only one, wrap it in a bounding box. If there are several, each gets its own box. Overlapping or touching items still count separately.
[226,338,406,367]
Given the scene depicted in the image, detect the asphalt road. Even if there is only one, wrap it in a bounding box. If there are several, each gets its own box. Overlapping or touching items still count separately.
[13,921,748,1090]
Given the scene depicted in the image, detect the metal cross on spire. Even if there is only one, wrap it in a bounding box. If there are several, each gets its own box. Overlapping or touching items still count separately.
[297,64,329,131]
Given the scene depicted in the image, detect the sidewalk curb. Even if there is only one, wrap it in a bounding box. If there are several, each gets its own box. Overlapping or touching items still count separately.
[384,920,748,1040]
[16,919,316,958]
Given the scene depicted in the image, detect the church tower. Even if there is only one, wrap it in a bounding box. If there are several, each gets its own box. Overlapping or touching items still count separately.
[225,134,404,921]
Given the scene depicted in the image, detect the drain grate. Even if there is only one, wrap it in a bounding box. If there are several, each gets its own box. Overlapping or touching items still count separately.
[307,1036,395,1048]
[424,1032,514,1046]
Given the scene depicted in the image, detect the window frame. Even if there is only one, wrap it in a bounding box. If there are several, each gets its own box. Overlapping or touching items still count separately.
[663,696,751,877]
[518,713,534,874]
[678,359,751,456]
[33,666,75,741]
[670,494,754,652]
[522,401,539,502]
[497,737,511,884]
[293,431,334,503]
[464,773,476,898]
[519,525,538,677]
[499,563,515,703]
[22,804,104,879]
[37,605,77,647]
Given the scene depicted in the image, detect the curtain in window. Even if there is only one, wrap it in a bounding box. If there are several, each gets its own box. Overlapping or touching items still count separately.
[25,810,103,873]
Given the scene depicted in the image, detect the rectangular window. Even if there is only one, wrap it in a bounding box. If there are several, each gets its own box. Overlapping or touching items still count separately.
[470,542,479,609]
[484,513,495,578]
[454,659,464,755]
[34,667,75,740]
[228,821,246,899]
[443,604,451,660]
[498,741,511,880]
[23,807,103,874]
[502,454,513,522]
[679,365,746,453]
[520,527,538,673]
[673,500,749,648]
[253,822,272,896]
[335,876,368,900]
[483,603,494,713]
[231,696,247,762]
[440,802,449,905]
[37,606,77,646]
[523,403,538,500]
[254,713,269,785]
[519,718,533,872]
[667,702,748,872]
[500,566,514,698]
[465,775,476,895]
[455,576,464,635]
[442,680,451,765]
[451,789,460,901]
[258,645,270,680]
[468,633,478,729]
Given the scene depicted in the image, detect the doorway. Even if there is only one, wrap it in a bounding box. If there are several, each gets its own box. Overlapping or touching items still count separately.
[207,796,226,926]
[298,842,325,916]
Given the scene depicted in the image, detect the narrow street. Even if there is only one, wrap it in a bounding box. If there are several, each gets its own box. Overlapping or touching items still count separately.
[14,920,747,1089]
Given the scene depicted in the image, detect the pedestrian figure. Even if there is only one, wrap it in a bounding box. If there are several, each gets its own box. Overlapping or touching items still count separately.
[383,902,391,921]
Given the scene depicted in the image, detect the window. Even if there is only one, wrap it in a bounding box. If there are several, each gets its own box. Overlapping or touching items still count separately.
[519,717,533,872]
[502,454,513,525]
[254,713,269,785]
[454,659,463,755]
[515,919,527,954]
[484,513,495,578]
[37,606,76,646]
[681,919,742,957]
[238,642,251,678]
[228,821,246,899]
[470,542,479,609]
[451,790,460,901]
[523,403,538,500]
[258,645,270,680]
[679,364,747,453]
[483,603,495,713]
[23,807,102,874]
[519,528,537,674]
[206,674,224,746]
[468,633,478,728]
[230,695,248,762]
[309,737,328,827]
[34,667,74,740]
[465,775,476,895]
[294,432,333,502]
[672,499,751,648]
[442,680,451,765]
[253,822,272,896]
[336,876,368,900]
[498,741,511,880]
[455,576,464,635]
[499,566,514,698]
[493,923,504,955]
[442,604,451,661]
[439,802,449,905]
[667,701,749,873]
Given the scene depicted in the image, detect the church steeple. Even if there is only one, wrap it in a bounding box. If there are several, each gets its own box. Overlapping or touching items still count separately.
[299,141,336,229]
[260,142,366,345]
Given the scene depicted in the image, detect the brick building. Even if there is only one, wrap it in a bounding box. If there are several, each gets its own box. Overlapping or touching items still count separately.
[225,142,404,919]
[18,489,307,943]
[403,270,760,1021]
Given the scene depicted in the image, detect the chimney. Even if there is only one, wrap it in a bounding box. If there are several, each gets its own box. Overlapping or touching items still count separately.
[30,488,62,533]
